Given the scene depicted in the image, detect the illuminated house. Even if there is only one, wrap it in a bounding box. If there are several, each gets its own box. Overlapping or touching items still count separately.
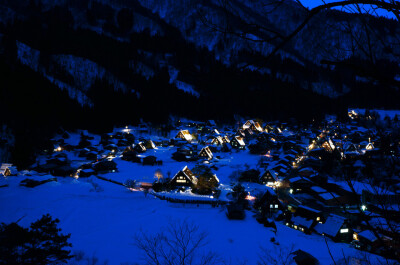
[365,142,374,150]
[321,138,335,152]
[264,124,274,133]
[0,163,17,176]
[175,130,193,142]
[314,214,352,242]
[198,146,213,160]
[133,142,147,153]
[287,205,323,234]
[222,135,230,144]
[287,216,315,234]
[144,139,157,149]
[208,136,224,146]
[254,188,282,217]
[169,166,198,187]
[243,120,263,133]
[230,136,245,149]
[259,170,278,186]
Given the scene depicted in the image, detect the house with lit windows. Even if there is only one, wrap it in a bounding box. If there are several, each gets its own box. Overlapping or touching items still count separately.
[169,166,198,188]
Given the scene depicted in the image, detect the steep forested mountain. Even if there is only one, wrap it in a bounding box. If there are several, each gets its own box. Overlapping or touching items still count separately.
[0,0,399,166]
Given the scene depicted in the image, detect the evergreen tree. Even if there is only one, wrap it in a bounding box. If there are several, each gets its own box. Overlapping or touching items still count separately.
[0,214,72,265]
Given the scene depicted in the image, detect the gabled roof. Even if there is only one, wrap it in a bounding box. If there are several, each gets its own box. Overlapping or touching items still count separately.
[291,216,314,229]
[297,205,321,214]
[0,163,12,174]
[134,142,146,151]
[1,163,17,175]
[208,120,216,126]
[199,146,213,159]
[176,130,193,141]
[171,166,198,185]
[310,186,327,193]
[314,214,346,237]
[358,230,378,242]
[318,192,340,201]
[233,136,245,146]
[211,136,224,145]
[260,170,276,179]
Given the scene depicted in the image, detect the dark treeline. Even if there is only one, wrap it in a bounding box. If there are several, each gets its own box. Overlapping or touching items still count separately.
[1,2,399,168]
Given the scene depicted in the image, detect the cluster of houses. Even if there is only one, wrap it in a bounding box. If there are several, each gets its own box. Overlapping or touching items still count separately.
[247,114,400,258]
[2,114,399,260]
[170,117,400,258]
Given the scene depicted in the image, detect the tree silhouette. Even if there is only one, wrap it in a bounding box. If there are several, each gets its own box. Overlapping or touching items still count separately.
[0,214,72,265]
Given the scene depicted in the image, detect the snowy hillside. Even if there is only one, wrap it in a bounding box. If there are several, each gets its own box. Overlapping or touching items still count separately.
[1,122,398,264]
[0,176,385,264]
[1,0,399,108]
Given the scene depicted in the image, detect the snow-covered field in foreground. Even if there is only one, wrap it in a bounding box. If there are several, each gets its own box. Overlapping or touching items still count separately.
[0,130,389,264]
[0,174,384,265]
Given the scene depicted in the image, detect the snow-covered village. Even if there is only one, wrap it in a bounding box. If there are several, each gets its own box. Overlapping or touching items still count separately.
[1,109,400,264]
[1,0,400,264]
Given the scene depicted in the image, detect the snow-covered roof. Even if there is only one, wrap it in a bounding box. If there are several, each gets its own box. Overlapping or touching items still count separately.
[0,163,13,175]
[234,136,245,146]
[318,192,339,201]
[299,167,314,173]
[298,205,321,213]
[314,214,346,237]
[291,216,314,228]
[289,176,303,183]
[358,230,378,242]
[243,120,262,131]
[199,146,213,158]
[176,130,193,141]
[171,166,198,185]
[208,120,216,126]
[311,186,327,193]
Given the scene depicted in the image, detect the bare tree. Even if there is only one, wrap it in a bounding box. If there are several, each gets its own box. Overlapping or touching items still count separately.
[257,244,295,265]
[265,0,400,60]
[134,219,221,265]
[199,0,400,85]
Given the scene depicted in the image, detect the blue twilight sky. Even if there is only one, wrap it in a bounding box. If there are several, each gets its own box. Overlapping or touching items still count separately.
[298,0,396,19]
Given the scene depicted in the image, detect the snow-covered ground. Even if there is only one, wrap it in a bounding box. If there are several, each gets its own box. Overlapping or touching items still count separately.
[0,130,389,264]
[1,174,385,265]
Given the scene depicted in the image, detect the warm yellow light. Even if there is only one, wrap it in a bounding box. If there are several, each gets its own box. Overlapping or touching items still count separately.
[245,194,256,201]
